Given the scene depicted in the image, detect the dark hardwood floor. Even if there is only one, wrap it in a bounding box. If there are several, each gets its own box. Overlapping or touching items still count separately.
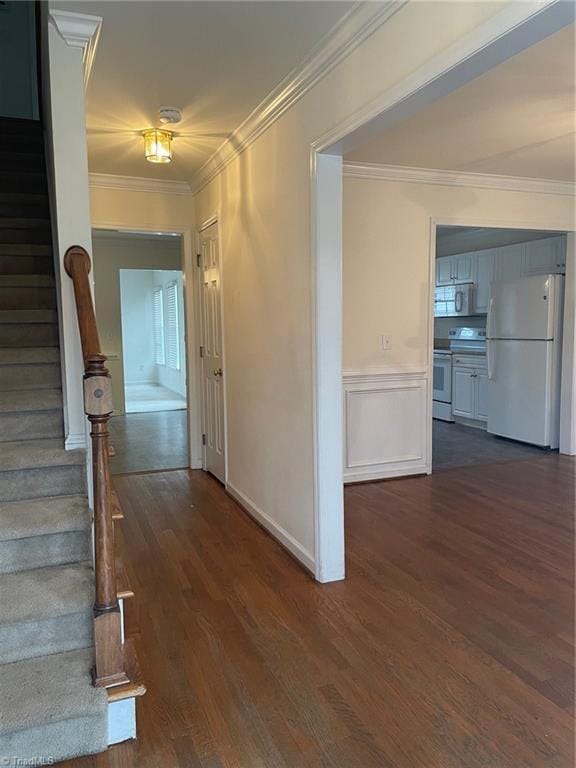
[62,455,575,767]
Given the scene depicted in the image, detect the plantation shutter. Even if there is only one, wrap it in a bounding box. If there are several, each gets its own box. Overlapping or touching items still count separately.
[165,281,180,370]
[153,287,165,365]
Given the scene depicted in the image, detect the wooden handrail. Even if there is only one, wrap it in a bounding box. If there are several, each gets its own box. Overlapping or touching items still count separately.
[64,245,128,689]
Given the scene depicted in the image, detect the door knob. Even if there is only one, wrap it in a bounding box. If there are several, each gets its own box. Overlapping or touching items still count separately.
[213,367,223,377]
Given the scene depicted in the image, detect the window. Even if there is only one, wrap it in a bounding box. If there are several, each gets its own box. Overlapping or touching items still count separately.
[165,281,180,371]
[153,287,165,365]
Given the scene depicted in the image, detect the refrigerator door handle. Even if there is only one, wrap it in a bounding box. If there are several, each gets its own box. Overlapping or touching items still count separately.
[487,339,494,381]
[487,296,494,339]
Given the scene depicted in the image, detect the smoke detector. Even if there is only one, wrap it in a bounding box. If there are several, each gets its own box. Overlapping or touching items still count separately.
[158,106,182,125]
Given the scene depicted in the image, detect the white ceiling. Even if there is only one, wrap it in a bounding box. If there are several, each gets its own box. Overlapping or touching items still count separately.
[51,1,354,181]
[347,24,576,181]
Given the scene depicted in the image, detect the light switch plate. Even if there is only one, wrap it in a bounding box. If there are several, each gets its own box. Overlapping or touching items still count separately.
[380,334,391,351]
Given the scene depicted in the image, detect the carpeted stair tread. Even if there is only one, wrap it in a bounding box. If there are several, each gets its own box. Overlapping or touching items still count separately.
[0,389,61,413]
[0,309,57,324]
[0,439,84,471]
[0,347,59,364]
[0,217,50,229]
[0,647,107,738]
[0,562,93,626]
[0,496,90,542]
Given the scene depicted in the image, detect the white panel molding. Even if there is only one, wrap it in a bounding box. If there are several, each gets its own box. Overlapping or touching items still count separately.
[343,369,429,483]
[89,173,193,197]
[191,1,406,194]
[226,482,315,574]
[49,10,102,87]
[344,162,576,197]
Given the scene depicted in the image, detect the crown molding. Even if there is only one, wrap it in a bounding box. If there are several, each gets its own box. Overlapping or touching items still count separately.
[89,173,193,197]
[191,1,407,194]
[49,9,102,87]
[343,162,576,196]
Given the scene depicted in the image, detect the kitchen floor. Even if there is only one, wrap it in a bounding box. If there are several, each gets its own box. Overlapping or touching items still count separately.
[108,410,189,474]
[433,419,550,471]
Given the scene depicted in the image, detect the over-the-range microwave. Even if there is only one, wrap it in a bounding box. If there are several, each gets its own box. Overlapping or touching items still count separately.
[434,283,474,317]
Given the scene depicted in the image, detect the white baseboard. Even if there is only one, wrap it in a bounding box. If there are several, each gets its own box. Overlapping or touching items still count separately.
[190,458,203,470]
[226,482,315,574]
[345,461,429,484]
[65,432,86,451]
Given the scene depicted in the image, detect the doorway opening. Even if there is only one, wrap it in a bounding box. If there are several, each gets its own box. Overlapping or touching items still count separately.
[92,230,190,474]
[432,226,567,472]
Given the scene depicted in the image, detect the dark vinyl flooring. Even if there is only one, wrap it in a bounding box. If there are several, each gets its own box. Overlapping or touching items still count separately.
[62,454,575,768]
[433,419,550,471]
[108,410,189,475]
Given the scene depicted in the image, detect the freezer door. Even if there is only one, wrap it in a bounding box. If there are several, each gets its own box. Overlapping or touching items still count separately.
[488,275,555,340]
[487,339,553,446]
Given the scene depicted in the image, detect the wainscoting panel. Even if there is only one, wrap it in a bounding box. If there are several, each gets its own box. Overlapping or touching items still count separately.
[343,367,430,483]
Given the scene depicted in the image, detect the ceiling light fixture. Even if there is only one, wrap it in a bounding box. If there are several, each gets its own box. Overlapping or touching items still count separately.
[142,128,173,164]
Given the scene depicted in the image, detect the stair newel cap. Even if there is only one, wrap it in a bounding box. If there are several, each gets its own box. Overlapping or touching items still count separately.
[64,245,92,277]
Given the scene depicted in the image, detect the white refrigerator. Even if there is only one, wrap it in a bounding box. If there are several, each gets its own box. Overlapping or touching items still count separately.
[487,274,564,448]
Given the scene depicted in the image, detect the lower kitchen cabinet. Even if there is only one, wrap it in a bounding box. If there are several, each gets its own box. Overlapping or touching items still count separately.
[452,359,488,423]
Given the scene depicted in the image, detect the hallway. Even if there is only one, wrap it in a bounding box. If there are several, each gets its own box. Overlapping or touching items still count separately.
[63,455,574,767]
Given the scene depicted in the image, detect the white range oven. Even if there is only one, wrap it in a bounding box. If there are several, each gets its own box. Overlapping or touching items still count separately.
[433,350,453,421]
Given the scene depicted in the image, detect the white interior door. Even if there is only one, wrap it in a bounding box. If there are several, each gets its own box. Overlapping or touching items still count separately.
[200,222,226,482]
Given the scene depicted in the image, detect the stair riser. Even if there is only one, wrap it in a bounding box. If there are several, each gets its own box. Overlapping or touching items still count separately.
[0,530,90,574]
[0,363,61,391]
[0,714,107,765]
[0,410,63,442]
[0,364,60,390]
[0,610,92,664]
[0,154,45,172]
[0,255,54,274]
[0,323,59,347]
[0,287,56,310]
[0,244,50,256]
[0,464,85,502]
[0,228,51,244]
[0,176,47,195]
[0,203,48,219]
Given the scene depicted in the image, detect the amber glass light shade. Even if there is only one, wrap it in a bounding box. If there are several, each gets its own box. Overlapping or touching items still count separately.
[143,129,172,163]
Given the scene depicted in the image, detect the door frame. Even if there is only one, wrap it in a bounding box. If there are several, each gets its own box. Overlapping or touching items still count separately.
[428,217,576,464]
[197,213,228,483]
[90,220,203,471]
[309,1,574,582]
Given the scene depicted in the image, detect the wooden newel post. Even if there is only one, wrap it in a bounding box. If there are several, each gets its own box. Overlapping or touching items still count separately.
[64,245,128,688]
[85,355,128,687]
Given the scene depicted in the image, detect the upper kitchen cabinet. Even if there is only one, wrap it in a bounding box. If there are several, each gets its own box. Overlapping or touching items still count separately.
[436,253,474,285]
[496,243,525,282]
[524,236,566,276]
[473,249,496,314]
[436,256,454,285]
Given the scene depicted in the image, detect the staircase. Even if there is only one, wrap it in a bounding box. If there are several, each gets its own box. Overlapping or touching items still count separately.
[0,118,108,763]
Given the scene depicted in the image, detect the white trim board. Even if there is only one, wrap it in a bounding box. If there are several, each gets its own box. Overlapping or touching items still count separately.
[49,9,102,87]
[191,1,406,194]
[226,482,316,575]
[343,163,576,197]
[89,173,193,197]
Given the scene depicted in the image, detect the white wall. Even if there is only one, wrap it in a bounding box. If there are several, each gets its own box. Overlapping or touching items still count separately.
[119,270,157,385]
[153,270,186,397]
[342,174,575,481]
[194,2,508,571]
[92,235,181,414]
